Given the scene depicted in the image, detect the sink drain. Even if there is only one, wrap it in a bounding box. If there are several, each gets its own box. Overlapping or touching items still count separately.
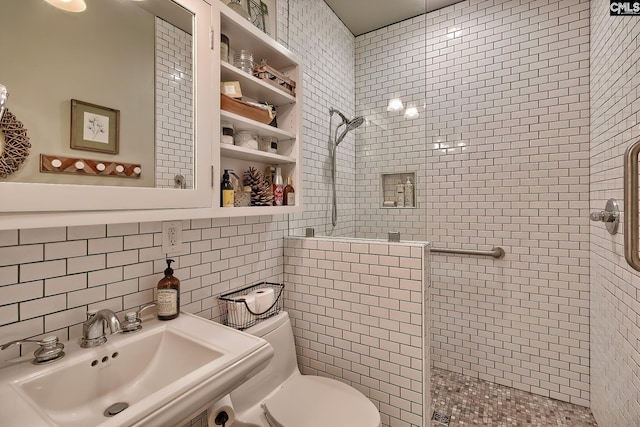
[104,402,129,417]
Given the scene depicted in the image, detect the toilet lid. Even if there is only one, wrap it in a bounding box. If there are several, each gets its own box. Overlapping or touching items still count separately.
[263,375,380,427]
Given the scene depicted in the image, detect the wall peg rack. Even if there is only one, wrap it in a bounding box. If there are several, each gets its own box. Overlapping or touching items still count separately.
[40,154,141,178]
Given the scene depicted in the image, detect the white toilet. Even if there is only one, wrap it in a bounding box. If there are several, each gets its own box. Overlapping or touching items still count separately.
[209,311,381,427]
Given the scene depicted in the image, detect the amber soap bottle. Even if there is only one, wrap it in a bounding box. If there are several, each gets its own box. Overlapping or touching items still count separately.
[157,258,180,320]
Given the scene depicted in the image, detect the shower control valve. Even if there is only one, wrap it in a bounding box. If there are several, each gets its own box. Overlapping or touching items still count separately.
[589,198,619,235]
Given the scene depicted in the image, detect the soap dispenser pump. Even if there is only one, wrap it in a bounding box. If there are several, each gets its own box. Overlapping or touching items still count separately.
[157,258,180,320]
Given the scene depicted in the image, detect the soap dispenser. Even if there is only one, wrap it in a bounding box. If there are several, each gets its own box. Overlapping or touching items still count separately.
[157,258,180,320]
[404,177,414,207]
[221,169,234,208]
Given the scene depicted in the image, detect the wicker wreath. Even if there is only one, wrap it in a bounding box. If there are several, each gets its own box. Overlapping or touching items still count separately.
[0,108,31,178]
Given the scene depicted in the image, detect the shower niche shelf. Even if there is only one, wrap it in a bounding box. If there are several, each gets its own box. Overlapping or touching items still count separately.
[381,172,416,208]
[215,1,302,214]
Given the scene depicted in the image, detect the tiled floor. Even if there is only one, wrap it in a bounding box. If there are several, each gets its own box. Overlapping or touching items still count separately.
[431,367,599,427]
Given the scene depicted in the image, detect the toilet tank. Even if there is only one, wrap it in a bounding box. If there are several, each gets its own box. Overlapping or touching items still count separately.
[229,312,300,414]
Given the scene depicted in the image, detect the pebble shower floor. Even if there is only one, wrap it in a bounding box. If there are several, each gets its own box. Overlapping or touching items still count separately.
[431,367,599,426]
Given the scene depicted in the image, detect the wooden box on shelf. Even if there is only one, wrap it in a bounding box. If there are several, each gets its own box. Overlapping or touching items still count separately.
[220,94,275,125]
[253,63,296,97]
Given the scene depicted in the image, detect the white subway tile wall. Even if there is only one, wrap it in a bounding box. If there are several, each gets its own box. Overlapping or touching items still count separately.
[0,217,286,364]
[284,237,429,427]
[590,1,640,425]
[282,0,358,237]
[1,0,623,425]
[354,15,428,240]
[423,0,591,406]
[155,17,194,189]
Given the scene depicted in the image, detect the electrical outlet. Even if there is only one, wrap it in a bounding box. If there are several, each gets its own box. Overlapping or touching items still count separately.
[162,221,183,254]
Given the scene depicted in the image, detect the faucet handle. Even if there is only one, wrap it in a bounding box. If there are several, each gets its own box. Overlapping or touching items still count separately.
[121,303,156,333]
[1,336,65,364]
[136,302,157,319]
[121,312,142,333]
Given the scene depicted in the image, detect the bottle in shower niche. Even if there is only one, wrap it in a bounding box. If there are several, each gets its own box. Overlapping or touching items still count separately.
[284,176,295,206]
[404,177,414,207]
[157,259,180,320]
[396,180,405,207]
[273,167,284,206]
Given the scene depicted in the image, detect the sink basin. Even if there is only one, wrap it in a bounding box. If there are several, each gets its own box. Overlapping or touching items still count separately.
[0,312,273,427]
[20,330,223,426]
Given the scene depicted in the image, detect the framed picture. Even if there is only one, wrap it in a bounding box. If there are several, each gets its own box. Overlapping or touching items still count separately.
[70,99,119,154]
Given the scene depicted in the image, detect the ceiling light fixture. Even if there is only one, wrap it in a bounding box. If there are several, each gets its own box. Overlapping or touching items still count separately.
[44,0,87,12]
[404,106,419,119]
[386,98,404,112]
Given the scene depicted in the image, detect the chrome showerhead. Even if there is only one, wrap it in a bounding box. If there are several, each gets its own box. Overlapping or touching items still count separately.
[346,115,365,132]
[330,108,364,146]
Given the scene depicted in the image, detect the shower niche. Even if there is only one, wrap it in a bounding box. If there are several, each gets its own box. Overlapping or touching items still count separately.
[381,172,416,208]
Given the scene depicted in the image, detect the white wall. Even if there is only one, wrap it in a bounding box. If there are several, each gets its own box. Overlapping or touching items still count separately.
[590,2,640,425]
[426,0,591,406]
[284,237,430,427]
[0,218,287,363]
[354,15,427,241]
[0,0,155,187]
[282,0,358,237]
[354,0,591,406]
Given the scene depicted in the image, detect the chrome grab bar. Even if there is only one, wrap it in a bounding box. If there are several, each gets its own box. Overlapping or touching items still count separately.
[431,246,505,259]
[624,140,640,271]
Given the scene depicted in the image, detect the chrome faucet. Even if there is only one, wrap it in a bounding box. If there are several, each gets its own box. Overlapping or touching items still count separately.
[80,309,122,348]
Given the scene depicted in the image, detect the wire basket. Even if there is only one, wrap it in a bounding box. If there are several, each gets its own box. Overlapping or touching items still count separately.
[219,282,284,330]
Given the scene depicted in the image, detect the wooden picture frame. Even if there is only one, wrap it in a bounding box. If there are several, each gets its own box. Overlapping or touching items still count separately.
[70,99,119,154]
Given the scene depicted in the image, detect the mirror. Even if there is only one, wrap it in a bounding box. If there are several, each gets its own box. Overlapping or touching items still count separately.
[0,0,212,216]
[0,0,194,189]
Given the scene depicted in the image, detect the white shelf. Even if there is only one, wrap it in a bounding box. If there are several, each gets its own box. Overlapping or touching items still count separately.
[221,61,296,106]
[220,204,302,216]
[220,111,295,140]
[221,144,296,164]
[219,4,299,70]
[215,0,302,217]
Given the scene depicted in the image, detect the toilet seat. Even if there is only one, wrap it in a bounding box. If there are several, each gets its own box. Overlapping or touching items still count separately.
[262,374,380,427]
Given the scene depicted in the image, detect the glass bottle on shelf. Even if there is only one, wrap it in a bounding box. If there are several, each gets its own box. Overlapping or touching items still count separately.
[284,176,295,206]
[273,167,284,206]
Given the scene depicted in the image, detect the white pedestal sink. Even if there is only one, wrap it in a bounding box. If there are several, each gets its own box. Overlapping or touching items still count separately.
[0,312,273,427]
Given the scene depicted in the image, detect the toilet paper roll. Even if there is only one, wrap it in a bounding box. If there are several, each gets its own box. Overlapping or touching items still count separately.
[226,294,256,328]
[207,394,235,427]
[249,287,276,314]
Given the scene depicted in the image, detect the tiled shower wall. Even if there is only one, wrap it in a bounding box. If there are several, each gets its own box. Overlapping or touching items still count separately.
[356,0,593,405]
[423,0,591,406]
[284,237,429,427]
[281,0,358,238]
[354,15,427,241]
[590,2,640,425]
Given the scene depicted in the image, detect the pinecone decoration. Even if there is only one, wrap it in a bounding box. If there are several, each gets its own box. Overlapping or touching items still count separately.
[244,166,273,206]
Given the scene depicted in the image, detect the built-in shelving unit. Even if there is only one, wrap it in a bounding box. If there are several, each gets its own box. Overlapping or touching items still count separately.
[214,2,302,214]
